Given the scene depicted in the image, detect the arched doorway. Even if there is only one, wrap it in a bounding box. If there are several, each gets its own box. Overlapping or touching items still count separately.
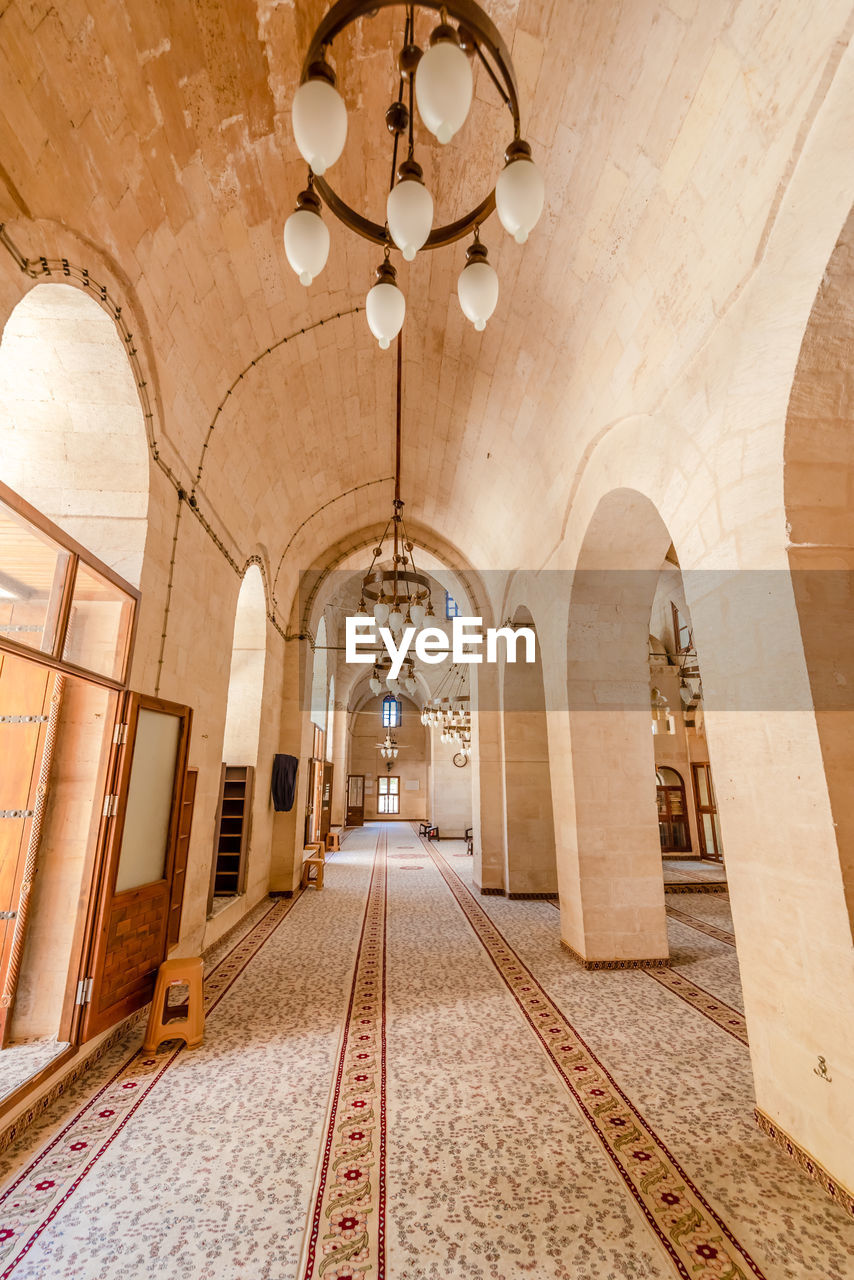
[502,605,557,897]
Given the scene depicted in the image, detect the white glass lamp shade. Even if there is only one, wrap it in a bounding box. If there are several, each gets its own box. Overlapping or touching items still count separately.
[496,142,545,245]
[415,29,472,145]
[370,675,381,695]
[367,264,406,350]
[409,601,426,628]
[374,597,390,625]
[457,249,499,331]
[387,164,434,261]
[405,676,417,695]
[284,205,329,286]
[292,73,348,177]
[392,747,399,759]
[388,604,405,632]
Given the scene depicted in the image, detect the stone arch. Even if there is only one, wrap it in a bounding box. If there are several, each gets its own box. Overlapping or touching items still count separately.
[784,204,854,936]
[222,564,267,767]
[0,282,149,585]
[502,605,557,897]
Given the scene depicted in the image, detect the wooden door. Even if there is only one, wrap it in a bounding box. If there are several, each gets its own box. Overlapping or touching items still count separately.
[692,762,723,861]
[346,774,365,826]
[320,763,333,841]
[78,693,192,1041]
[0,652,55,1045]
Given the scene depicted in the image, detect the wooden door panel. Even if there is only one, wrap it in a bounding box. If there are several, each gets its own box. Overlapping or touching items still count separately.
[346,774,365,826]
[80,693,192,1041]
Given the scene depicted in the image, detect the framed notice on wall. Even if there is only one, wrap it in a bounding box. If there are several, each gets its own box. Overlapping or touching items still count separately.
[404,779,420,791]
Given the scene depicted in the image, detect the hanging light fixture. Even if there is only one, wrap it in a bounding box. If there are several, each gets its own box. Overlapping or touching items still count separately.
[284,2,544,343]
[457,230,499,331]
[495,139,546,245]
[291,58,348,177]
[366,256,406,350]
[414,18,473,145]
[283,183,330,286]
[387,158,434,261]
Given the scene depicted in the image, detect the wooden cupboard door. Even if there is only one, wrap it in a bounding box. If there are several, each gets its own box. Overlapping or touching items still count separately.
[79,693,192,1041]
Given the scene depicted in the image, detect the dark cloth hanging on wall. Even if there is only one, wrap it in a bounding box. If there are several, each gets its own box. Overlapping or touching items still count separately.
[271,753,299,812]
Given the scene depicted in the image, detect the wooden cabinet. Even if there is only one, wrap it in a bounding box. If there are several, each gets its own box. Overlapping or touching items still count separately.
[209,764,254,909]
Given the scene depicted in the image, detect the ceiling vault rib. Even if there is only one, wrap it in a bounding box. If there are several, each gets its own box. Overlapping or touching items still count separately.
[190,305,362,495]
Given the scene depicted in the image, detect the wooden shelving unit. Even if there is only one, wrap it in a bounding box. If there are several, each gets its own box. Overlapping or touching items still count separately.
[208,764,254,909]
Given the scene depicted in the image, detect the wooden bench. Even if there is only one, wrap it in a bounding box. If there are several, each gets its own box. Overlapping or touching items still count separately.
[300,841,326,890]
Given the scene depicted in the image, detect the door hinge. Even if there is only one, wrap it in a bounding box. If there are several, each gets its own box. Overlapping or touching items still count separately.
[102,794,119,818]
[75,977,94,1006]
[112,722,129,745]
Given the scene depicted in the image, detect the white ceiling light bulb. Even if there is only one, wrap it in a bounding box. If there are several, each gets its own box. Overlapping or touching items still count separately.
[388,601,405,632]
[457,236,499,330]
[374,592,390,625]
[387,158,434,261]
[409,600,426,628]
[496,139,545,245]
[366,259,406,349]
[283,186,330,286]
[291,60,348,177]
[415,22,472,145]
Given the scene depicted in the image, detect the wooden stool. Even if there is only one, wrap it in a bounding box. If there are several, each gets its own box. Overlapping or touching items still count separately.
[326,830,341,852]
[301,842,326,890]
[143,956,204,1053]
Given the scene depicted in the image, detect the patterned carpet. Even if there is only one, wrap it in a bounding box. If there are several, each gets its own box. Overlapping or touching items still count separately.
[0,823,851,1278]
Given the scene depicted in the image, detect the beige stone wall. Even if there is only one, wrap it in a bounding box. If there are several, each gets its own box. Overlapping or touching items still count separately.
[348,694,427,823]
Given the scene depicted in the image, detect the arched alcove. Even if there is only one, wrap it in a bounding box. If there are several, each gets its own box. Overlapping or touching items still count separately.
[502,605,557,896]
[0,283,149,585]
[222,565,267,767]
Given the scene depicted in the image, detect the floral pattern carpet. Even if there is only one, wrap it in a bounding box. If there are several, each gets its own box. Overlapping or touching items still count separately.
[0,823,851,1278]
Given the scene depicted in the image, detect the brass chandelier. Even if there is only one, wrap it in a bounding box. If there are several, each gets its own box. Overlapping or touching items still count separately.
[284,0,545,345]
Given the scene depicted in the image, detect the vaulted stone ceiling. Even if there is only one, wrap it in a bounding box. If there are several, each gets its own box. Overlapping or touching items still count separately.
[0,0,850,582]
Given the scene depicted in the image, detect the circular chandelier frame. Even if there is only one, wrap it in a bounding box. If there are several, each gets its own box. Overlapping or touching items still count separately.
[302,0,521,249]
[361,566,431,603]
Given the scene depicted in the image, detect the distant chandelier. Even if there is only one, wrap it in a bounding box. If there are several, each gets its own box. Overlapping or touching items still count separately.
[421,664,471,755]
[377,731,403,759]
[284,1,545,345]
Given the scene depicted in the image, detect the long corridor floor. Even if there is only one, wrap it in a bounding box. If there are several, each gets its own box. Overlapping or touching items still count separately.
[0,823,851,1279]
